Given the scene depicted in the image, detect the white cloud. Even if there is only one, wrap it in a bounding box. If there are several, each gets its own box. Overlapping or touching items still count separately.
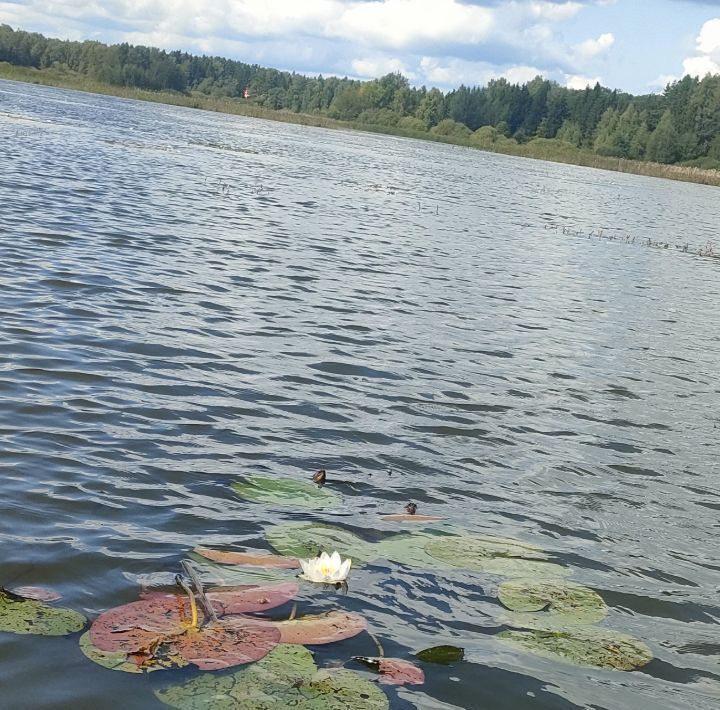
[680,18,720,79]
[649,73,678,90]
[696,17,720,55]
[0,0,619,90]
[419,56,544,88]
[351,55,414,79]
[565,73,601,89]
[329,0,494,48]
[683,54,720,78]
[526,1,583,22]
[573,32,614,60]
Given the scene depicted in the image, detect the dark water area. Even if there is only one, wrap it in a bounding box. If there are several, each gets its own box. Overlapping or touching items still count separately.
[0,79,719,709]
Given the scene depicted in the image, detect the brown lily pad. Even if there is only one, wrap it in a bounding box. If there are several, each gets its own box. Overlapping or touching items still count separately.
[195,547,300,569]
[276,611,367,645]
[172,617,281,670]
[355,657,425,686]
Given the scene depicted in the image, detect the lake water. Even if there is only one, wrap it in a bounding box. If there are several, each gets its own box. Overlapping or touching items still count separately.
[1,79,719,710]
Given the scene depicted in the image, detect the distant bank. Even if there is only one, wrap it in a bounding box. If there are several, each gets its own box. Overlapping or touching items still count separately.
[3,62,719,189]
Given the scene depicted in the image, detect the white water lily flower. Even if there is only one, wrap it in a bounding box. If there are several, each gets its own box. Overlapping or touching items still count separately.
[299,551,352,584]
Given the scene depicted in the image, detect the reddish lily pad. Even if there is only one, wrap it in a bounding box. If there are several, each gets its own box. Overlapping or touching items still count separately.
[79,631,185,673]
[355,657,425,686]
[194,547,300,569]
[206,582,299,614]
[275,611,367,645]
[90,596,188,654]
[142,582,299,617]
[9,586,62,602]
[172,617,281,670]
[89,592,282,671]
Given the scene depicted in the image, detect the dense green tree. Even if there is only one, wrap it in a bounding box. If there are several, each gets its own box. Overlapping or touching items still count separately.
[646,110,679,163]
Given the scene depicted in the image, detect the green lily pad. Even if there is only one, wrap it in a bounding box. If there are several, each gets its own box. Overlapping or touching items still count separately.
[156,644,389,709]
[498,579,608,625]
[497,627,653,670]
[0,589,86,636]
[373,533,456,569]
[424,535,569,578]
[233,477,340,508]
[415,645,465,664]
[79,631,176,673]
[266,523,375,564]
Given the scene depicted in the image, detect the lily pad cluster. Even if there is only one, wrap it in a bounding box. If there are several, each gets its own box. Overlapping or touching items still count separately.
[259,521,568,579]
[496,579,652,670]
[157,644,390,710]
[81,569,374,675]
[232,475,445,525]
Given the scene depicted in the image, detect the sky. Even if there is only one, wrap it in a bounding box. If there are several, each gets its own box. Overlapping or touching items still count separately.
[1,1,720,94]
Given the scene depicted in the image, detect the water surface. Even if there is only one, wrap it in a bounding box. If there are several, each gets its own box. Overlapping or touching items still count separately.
[0,79,719,709]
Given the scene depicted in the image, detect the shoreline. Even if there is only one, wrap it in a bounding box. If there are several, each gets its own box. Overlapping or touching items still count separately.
[2,62,719,188]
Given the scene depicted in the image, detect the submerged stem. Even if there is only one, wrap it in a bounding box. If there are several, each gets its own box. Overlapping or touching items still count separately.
[367,631,385,658]
[175,575,199,630]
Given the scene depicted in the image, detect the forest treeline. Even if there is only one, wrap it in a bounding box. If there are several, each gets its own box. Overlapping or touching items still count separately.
[2,24,720,169]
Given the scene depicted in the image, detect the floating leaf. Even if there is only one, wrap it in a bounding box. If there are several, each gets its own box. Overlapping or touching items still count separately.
[79,631,179,673]
[90,594,280,671]
[266,522,375,564]
[233,476,340,508]
[90,596,187,655]
[498,579,608,625]
[172,617,281,670]
[354,657,425,686]
[415,646,465,666]
[205,582,299,614]
[415,645,465,664]
[374,533,455,569]
[156,644,389,710]
[424,535,568,578]
[498,627,653,670]
[0,589,85,636]
[194,547,299,569]
[275,611,367,645]
[380,514,446,523]
[9,586,62,602]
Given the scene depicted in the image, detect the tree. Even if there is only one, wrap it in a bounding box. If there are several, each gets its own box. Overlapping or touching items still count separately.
[415,88,445,128]
[646,110,678,163]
